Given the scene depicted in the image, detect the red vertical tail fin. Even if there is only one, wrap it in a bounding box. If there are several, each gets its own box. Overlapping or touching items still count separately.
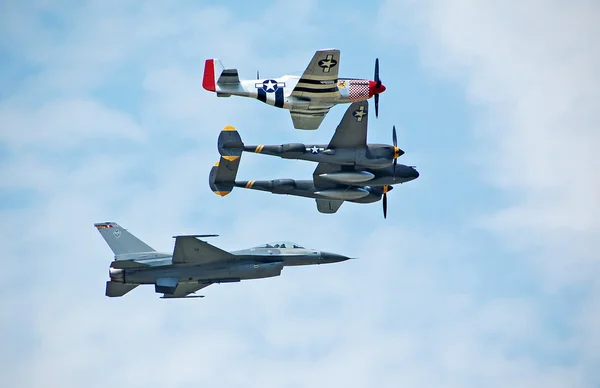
[203,59,217,92]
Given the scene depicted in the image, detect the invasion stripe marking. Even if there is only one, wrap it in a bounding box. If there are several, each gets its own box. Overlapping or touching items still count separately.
[297,78,338,85]
[292,87,338,94]
[257,89,267,103]
[275,87,284,108]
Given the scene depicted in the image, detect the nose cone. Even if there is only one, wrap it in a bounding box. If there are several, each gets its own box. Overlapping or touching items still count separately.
[409,167,419,180]
[320,251,352,264]
[368,80,387,97]
[393,146,404,158]
[391,165,420,183]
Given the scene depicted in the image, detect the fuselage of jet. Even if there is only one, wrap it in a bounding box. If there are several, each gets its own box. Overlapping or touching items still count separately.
[109,246,349,287]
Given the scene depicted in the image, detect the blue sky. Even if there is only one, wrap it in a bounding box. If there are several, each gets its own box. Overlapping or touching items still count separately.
[1,1,599,387]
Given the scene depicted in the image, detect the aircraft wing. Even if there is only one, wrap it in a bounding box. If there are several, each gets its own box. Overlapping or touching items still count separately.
[289,108,332,130]
[172,236,236,265]
[290,49,340,100]
[327,101,369,149]
[312,162,342,189]
[162,282,212,298]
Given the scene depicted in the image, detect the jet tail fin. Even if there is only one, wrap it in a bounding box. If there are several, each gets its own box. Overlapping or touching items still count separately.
[203,59,239,93]
[94,222,155,259]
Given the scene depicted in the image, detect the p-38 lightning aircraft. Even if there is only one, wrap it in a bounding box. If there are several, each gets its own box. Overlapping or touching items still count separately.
[209,101,419,218]
[95,222,351,298]
[202,49,386,130]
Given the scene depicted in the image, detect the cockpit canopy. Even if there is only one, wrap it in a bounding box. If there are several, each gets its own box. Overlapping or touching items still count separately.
[256,241,305,249]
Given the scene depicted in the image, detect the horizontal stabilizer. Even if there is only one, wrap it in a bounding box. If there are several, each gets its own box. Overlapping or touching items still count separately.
[217,69,240,84]
[106,281,138,297]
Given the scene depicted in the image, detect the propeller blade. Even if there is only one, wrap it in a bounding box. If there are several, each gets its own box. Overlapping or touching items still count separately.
[374,58,380,87]
[257,70,259,80]
[383,191,388,219]
[375,93,379,118]
[392,125,398,174]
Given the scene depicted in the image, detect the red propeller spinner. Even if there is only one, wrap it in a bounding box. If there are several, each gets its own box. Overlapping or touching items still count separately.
[368,80,386,98]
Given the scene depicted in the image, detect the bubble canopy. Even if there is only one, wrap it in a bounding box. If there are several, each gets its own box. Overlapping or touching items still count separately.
[255,241,305,249]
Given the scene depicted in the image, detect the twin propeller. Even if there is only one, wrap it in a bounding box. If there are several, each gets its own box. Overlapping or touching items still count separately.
[212,115,418,219]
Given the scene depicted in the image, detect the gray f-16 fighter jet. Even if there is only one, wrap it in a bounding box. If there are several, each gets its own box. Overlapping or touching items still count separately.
[209,100,419,218]
[95,222,351,298]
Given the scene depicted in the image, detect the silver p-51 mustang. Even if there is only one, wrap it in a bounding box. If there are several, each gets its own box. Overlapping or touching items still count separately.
[203,49,386,129]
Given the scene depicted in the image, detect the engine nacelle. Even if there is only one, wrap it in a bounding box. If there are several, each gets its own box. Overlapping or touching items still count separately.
[354,145,395,168]
[315,187,370,200]
[281,143,306,154]
[273,179,296,191]
[319,170,374,184]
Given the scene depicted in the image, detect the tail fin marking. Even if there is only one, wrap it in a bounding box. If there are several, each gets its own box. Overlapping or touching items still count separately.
[202,59,217,92]
[94,222,155,259]
[203,59,239,92]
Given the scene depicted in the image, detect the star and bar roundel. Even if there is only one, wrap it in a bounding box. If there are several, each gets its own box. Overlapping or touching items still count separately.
[318,54,338,73]
[255,79,286,108]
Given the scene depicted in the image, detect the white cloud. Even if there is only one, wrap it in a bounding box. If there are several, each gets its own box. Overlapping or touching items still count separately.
[2,0,598,387]
[380,0,600,384]
[384,0,600,264]
[0,98,146,148]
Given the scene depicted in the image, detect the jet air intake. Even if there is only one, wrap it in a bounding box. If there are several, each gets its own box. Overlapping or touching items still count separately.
[319,171,374,184]
[315,187,370,200]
